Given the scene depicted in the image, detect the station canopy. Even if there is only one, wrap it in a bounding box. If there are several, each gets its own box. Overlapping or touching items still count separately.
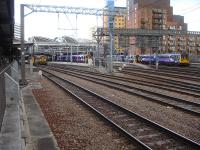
[27,36,96,55]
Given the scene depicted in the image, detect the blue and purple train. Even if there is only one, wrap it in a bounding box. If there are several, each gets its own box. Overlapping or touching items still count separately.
[140,53,189,66]
[54,54,86,63]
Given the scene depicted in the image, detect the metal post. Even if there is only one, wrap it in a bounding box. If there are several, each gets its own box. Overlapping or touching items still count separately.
[97,35,101,67]
[76,45,79,63]
[70,45,72,63]
[67,46,69,62]
[155,37,160,70]
[20,4,27,85]
[110,32,113,73]
[148,37,152,66]
[107,0,114,73]
[97,37,99,67]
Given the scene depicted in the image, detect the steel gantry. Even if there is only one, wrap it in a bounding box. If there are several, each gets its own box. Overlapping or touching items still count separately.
[93,27,200,59]
[23,4,126,16]
[20,4,126,84]
[94,28,200,36]
[20,4,200,83]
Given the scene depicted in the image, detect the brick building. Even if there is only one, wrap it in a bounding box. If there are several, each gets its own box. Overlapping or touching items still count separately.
[126,0,200,56]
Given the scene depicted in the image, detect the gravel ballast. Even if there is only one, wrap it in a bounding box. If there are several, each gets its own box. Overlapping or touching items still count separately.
[49,70,200,144]
[33,78,138,149]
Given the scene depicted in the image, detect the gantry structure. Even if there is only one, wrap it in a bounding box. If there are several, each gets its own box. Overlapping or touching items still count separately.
[23,4,126,16]
[93,27,200,49]
[95,28,200,36]
[20,4,200,83]
[21,4,200,46]
[20,3,129,83]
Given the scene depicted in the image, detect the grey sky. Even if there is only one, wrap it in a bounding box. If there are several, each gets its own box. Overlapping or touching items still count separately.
[15,0,200,40]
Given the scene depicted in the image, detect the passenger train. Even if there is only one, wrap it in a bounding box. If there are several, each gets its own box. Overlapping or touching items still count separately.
[140,52,189,66]
[55,54,86,63]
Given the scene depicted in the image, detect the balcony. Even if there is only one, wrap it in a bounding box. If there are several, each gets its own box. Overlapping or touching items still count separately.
[196,43,200,47]
[178,37,186,41]
[189,47,195,51]
[188,37,195,41]
[152,8,164,14]
[188,42,195,47]
[168,46,176,51]
[152,14,163,19]
[153,19,163,24]
[168,42,175,46]
[168,37,175,41]
[178,42,186,46]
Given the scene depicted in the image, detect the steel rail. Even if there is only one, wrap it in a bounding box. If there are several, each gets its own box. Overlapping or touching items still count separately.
[120,70,200,91]
[42,70,200,149]
[42,67,200,116]
[46,65,200,97]
[125,65,200,77]
[149,65,200,75]
[122,67,200,82]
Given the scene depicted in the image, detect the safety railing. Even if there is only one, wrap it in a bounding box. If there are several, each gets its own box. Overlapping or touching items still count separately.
[0,63,12,131]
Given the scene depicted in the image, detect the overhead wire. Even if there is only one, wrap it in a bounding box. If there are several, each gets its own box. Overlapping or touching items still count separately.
[178,1,200,12]
[181,6,200,15]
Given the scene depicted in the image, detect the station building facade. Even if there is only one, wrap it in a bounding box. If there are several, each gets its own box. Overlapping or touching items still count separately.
[27,36,96,59]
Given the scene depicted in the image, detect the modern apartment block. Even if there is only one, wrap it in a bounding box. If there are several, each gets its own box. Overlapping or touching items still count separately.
[103,7,127,55]
[126,0,200,56]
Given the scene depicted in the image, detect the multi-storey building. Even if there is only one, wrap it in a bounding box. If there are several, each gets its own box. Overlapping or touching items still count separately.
[103,7,127,55]
[126,0,200,56]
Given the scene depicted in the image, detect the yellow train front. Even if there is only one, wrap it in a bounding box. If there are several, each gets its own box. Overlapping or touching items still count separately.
[33,55,47,65]
[179,52,189,66]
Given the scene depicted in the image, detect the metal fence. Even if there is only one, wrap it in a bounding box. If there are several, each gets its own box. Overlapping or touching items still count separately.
[0,64,11,131]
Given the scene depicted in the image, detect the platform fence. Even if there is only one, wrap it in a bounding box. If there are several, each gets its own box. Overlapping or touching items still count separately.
[0,63,11,131]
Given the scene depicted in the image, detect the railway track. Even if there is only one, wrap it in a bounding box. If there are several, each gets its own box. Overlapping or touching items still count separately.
[48,64,200,94]
[117,69,200,91]
[42,66,200,116]
[42,69,200,150]
[149,65,200,74]
[46,65,200,96]
[121,67,200,82]
[160,67,199,75]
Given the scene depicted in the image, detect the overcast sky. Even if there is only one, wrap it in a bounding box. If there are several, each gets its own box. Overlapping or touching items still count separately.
[15,0,200,40]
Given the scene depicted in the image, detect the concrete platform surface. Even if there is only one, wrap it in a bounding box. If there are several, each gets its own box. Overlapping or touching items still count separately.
[21,69,59,150]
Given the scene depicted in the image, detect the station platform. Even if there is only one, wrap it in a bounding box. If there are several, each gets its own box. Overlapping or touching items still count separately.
[0,63,59,150]
[48,61,151,73]
[20,68,59,150]
[48,61,88,66]
[48,61,109,74]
